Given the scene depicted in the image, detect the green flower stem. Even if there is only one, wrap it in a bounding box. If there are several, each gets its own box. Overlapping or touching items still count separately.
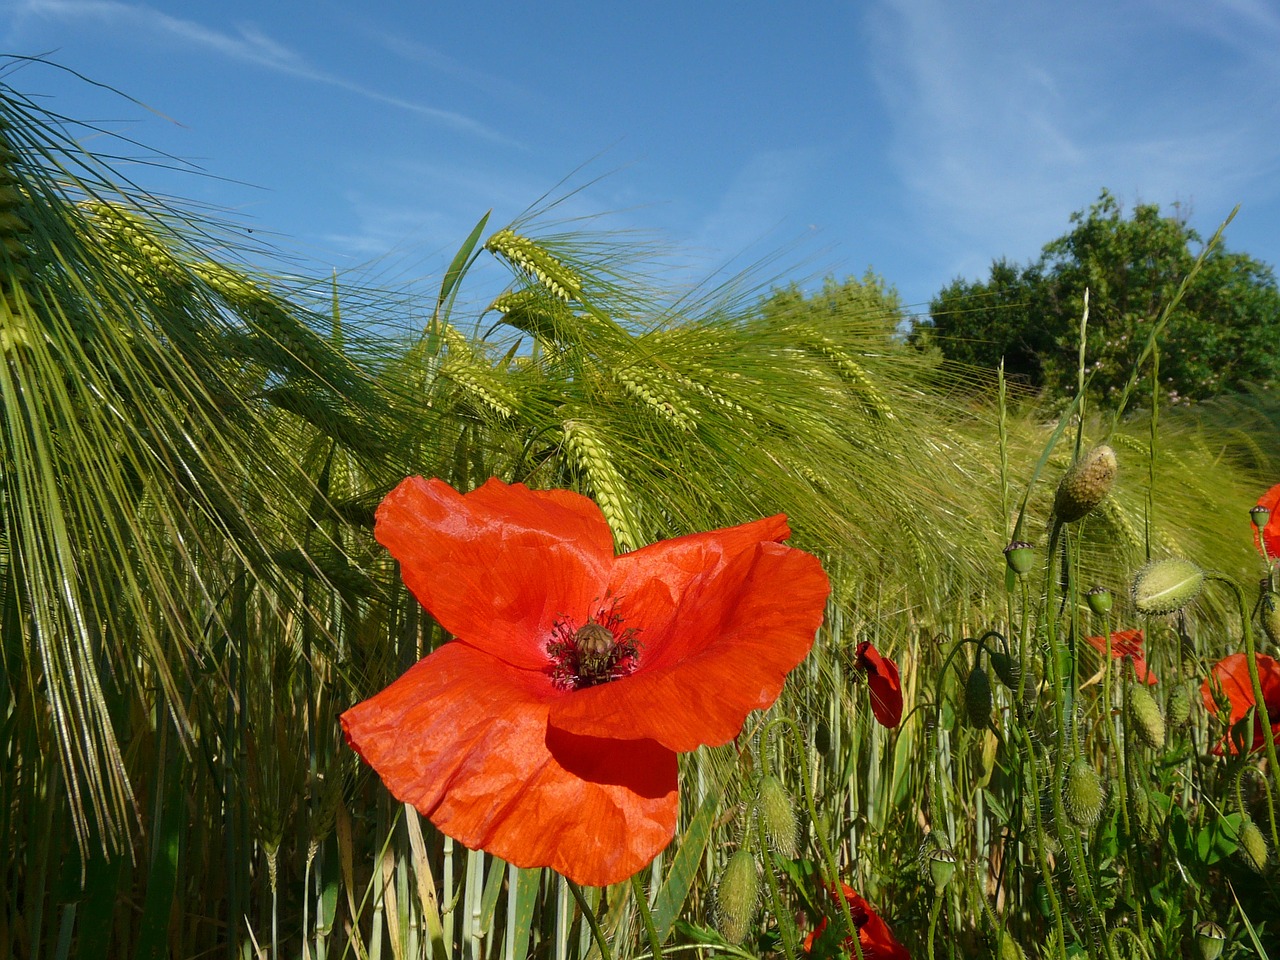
[756,817,798,960]
[765,717,865,960]
[926,895,943,960]
[630,874,662,960]
[566,879,612,960]
[1017,726,1064,955]
[1208,573,1280,848]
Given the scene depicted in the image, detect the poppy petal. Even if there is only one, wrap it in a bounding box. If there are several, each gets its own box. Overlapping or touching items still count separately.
[375,477,615,670]
[341,643,678,887]
[857,642,904,728]
[549,539,830,751]
[1201,652,1280,754]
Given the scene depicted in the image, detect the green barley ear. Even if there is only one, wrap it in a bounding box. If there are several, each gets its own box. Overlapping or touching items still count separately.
[1132,557,1204,616]
[965,663,993,727]
[1063,758,1105,828]
[1239,818,1270,874]
[1195,921,1226,960]
[714,848,759,944]
[1128,683,1166,748]
[1053,444,1117,523]
[756,775,798,859]
[1167,682,1193,727]
[484,228,583,301]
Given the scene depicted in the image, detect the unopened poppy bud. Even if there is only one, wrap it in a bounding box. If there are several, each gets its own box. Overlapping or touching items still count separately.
[965,664,992,728]
[1131,558,1204,616]
[714,849,759,944]
[1086,585,1113,616]
[1251,504,1271,532]
[1195,920,1226,960]
[1128,683,1165,748]
[1260,589,1280,649]
[1053,444,1117,523]
[1063,758,1105,828]
[1003,541,1036,576]
[929,847,957,891]
[989,650,1021,692]
[996,936,1027,960]
[1239,818,1269,874]
[756,775,798,859]
[1167,682,1193,727]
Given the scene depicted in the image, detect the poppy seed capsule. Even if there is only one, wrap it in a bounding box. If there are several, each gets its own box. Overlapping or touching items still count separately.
[929,847,957,891]
[1131,557,1204,616]
[714,849,759,945]
[1086,585,1113,616]
[1195,921,1226,960]
[1251,504,1271,532]
[1053,444,1117,523]
[1003,541,1037,576]
[1239,818,1269,874]
[1063,758,1105,828]
[756,775,798,859]
[1128,684,1165,748]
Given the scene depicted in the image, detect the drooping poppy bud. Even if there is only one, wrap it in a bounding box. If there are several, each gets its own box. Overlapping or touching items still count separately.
[1239,818,1269,874]
[1063,758,1105,828]
[1167,682,1193,727]
[1128,683,1165,749]
[1053,444,1117,523]
[965,664,993,728]
[756,775,798,859]
[714,849,759,944]
[1132,557,1204,616]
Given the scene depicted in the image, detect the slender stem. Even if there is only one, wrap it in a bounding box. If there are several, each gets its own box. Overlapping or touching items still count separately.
[630,874,662,960]
[926,896,943,960]
[565,880,612,960]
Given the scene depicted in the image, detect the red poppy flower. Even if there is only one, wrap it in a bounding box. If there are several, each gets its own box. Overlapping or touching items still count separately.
[1083,629,1157,685]
[1253,483,1280,557]
[854,641,903,728]
[341,477,830,887]
[1200,652,1280,755]
[802,882,911,960]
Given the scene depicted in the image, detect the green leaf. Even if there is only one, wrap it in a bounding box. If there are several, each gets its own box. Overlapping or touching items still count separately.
[652,778,724,942]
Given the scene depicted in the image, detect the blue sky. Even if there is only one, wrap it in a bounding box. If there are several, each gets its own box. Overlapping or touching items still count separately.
[2,0,1279,318]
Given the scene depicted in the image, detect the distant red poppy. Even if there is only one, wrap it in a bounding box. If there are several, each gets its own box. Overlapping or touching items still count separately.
[341,477,830,887]
[1083,629,1157,685]
[1200,652,1280,755]
[803,882,911,960]
[854,641,903,728]
[1254,483,1280,557]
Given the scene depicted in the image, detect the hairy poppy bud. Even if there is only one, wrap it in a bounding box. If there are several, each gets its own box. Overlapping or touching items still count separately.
[989,650,1021,692]
[756,775,798,859]
[965,664,993,727]
[1132,558,1204,616]
[1063,758,1105,828]
[1004,541,1037,576]
[1195,920,1226,960]
[1053,444,1117,523]
[1086,585,1113,616]
[1128,683,1166,749]
[1239,818,1269,874]
[1167,682,1193,727]
[714,849,759,944]
[1260,589,1280,649]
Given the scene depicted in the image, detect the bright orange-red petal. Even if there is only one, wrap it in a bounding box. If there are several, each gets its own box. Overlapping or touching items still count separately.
[1083,630,1157,685]
[374,477,615,670]
[856,642,904,728]
[1200,652,1280,755]
[548,537,829,751]
[341,643,678,886]
[1254,483,1280,557]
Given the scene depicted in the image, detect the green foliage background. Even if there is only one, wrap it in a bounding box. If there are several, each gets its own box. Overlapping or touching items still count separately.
[2,80,1278,959]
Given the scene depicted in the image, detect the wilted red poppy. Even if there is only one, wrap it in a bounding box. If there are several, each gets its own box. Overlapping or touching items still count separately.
[341,477,830,887]
[1083,629,1157,685]
[803,882,911,960]
[854,641,903,728]
[1200,652,1280,755]
[1253,483,1280,557]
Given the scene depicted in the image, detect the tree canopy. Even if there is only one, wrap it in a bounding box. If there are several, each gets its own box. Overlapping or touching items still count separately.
[914,189,1280,404]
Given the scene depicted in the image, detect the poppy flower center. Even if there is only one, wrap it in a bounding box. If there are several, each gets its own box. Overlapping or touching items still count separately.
[546,599,641,691]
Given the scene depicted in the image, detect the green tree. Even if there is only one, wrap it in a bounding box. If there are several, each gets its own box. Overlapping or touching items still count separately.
[917,189,1280,403]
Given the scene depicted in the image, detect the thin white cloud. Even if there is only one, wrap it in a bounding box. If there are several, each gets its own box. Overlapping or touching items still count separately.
[13,0,515,144]
[866,0,1280,286]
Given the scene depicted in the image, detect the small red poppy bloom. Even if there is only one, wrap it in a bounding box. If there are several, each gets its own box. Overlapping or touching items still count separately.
[341,477,830,887]
[1200,652,1280,755]
[854,641,903,728]
[1253,483,1280,557]
[803,882,911,960]
[1083,629,1157,685]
